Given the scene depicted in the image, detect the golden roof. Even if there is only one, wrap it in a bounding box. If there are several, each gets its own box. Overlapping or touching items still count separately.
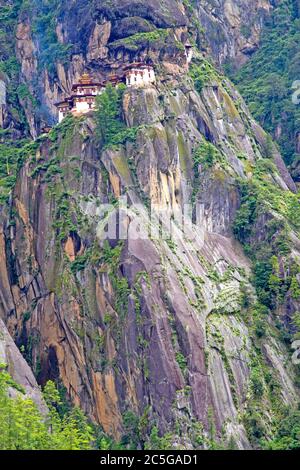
[79,73,92,85]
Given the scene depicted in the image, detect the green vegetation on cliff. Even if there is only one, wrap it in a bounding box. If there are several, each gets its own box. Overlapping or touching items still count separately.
[1,0,300,452]
[0,138,37,204]
[0,365,95,450]
[0,1,30,131]
[262,409,300,449]
[109,29,169,51]
[231,151,300,448]
[190,59,219,93]
[30,0,73,73]
[229,0,300,166]
[95,84,138,149]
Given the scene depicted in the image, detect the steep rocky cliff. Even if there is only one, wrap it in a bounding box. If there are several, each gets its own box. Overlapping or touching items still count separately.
[0,317,46,413]
[229,0,300,172]
[7,0,276,136]
[0,0,299,450]
[193,0,274,66]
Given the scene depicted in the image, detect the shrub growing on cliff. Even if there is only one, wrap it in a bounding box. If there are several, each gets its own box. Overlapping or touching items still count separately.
[109,29,169,52]
[96,84,124,144]
[145,426,173,450]
[233,180,258,243]
[30,0,73,73]
[231,0,300,166]
[192,139,223,172]
[95,83,138,149]
[190,59,219,94]
[262,410,300,450]
[0,138,34,204]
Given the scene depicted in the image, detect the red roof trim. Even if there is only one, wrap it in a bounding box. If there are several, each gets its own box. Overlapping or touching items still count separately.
[72,94,98,99]
[71,82,103,91]
[55,94,99,107]
[55,100,72,107]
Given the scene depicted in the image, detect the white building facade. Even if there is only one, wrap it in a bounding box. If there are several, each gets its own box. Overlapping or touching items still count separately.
[125,64,156,88]
[185,41,193,65]
[56,73,104,123]
[56,66,157,123]
[57,101,71,123]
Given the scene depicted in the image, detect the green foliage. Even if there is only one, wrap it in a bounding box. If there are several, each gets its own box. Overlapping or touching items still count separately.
[145,426,173,450]
[110,29,169,51]
[262,410,300,450]
[95,84,138,149]
[233,181,258,242]
[28,117,85,250]
[0,138,37,204]
[232,161,300,312]
[52,192,77,242]
[70,251,90,274]
[0,1,30,131]
[120,411,140,449]
[192,139,224,171]
[101,241,130,316]
[43,381,95,450]
[0,1,22,69]
[0,55,49,208]
[43,380,61,408]
[190,59,219,93]
[250,367,264,397]
[234,165,300,241]
[250,303,269,338]
[231,0,300,165]
[17,84,37,106]
[0,370,95,450]
[292,312,300,341]
[30,0,73,74]
[243,405,266,443]
[30,155,62,180]
[175,352,187,373]
[231,133,300,442]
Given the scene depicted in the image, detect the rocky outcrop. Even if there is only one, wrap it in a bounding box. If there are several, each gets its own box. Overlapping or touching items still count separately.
[12,0,275,135]
[0,0,299,450]
[194,0,273,66]
[0,61,298,448]
[0,318,47,414]
[0,75,6,129]
[16,20,37,82]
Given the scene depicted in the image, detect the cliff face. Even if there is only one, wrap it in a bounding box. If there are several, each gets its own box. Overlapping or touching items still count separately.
[1,65,299,448]
[0,318,46,414]
[228,0,300,172]
[11,0,275,136]
[0,0,299,450]
[194,0,273,66]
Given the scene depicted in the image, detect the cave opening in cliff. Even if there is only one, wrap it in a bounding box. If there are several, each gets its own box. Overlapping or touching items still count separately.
[38,345,60,387]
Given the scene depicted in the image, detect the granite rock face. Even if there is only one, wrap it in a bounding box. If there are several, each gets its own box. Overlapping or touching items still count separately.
[194,0,273,66]
[0,65,299,448]
[0,318,47,414]
[12,0,274,134]
[0,0,299,450]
